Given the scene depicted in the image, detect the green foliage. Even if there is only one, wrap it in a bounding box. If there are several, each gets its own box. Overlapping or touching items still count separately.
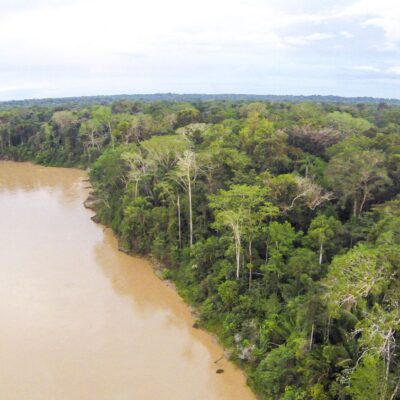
[218,280,239,308]
[346,356,386,400]
[303,214,343,264]
[210,184,278,279]
[324,244,389,316]
[325,149,391,216]
[326,111,373,135]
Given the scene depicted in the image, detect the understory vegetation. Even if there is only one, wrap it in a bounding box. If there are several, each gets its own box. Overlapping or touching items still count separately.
[1,98,400,399]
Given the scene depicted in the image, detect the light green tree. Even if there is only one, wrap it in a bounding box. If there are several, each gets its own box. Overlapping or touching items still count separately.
[326,150,391,216]
[304,214,343,264]
[326,111,372,136]
[323,244,389,316]
[209,184,278,279]
[169,150,200,247]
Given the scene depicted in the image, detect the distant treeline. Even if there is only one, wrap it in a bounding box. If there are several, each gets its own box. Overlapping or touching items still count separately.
[1,98,400,400]
[1,92,400,110]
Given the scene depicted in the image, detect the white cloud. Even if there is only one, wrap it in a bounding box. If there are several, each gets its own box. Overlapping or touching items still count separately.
[388,66,400,75]
[340,0,400,49]
[0,0,338,60]
[340,31,355,39]
[284,32,335,46]
[351,65,381,72]
[347,65,400,79]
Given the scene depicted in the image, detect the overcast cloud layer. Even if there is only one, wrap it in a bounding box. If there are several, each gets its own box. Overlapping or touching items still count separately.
[0,0,399,100]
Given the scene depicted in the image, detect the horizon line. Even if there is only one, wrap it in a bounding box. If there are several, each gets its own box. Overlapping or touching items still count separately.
[1,92,400,104]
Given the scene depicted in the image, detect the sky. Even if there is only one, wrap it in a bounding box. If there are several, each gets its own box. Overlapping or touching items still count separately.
[0,0,399,100]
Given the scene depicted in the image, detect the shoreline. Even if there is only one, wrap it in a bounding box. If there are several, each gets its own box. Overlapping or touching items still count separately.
[84,188,243,366]
[81,174,257,398]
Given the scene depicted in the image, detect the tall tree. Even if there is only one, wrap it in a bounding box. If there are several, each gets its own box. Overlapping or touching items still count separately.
[304,214,343,264]
[326,150,391,216]
[210,184,278,279]
[169,150,200,247]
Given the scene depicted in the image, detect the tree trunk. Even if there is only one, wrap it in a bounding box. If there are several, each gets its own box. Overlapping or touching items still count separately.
[234,232,241,280]
[249,241,253,263]
[90,129,95,149]
[319,239,324,265]
[248,241,253,289]
[353,198,358,218]
[309,324,314,351]
[325,316,331,344]
[177,193,182,250]
[390,379,400,400]
[108,122,114,148]
[248,266,252,289]
[359,186,368,215]
[188,174,193,247]
[383,330,393,400]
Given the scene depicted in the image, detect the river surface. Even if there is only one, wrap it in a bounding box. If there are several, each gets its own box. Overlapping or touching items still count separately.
[0,161,255,400]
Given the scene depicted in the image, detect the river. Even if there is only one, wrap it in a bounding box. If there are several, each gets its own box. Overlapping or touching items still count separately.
[0,161,256,400]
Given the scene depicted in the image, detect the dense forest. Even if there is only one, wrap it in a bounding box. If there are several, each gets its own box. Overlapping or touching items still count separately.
[1,98,400,399]
[1,93,400,111]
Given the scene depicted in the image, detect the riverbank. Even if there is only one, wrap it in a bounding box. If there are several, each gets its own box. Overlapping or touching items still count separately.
[83,185,250,382]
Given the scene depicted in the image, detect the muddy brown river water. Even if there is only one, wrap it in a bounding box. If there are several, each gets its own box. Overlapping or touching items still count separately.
[0,161,256,400]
